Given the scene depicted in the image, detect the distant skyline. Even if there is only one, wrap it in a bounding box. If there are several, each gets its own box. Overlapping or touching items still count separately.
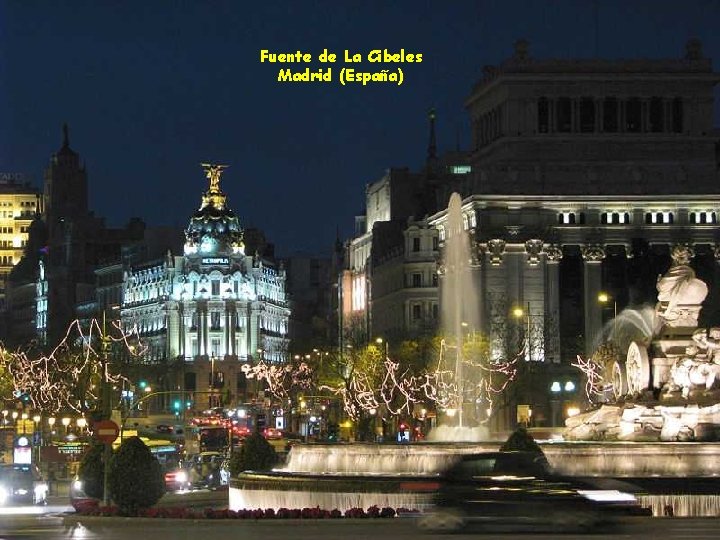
[2,1,719,256]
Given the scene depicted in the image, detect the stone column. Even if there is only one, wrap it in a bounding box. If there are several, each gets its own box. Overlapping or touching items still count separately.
[229,306,237,357]
[544,245,563,363]
[224,306,231,357]
[167,302,180,359]
[196,307,202,358]
[483,239,507,360]
[582,245,606,358]
[524,240,545,362]
[203,306,210,356]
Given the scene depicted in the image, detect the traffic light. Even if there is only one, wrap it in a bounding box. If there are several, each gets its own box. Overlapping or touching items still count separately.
[138,380,147,390]
[173,400,181,416]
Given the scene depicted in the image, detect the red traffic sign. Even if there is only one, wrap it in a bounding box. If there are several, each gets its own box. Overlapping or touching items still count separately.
[93,420,120,443]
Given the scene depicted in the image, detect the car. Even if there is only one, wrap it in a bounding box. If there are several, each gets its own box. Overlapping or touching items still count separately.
[417,451,646,533]
[156,424,174,434]
[0,464,49,506]
[164,462,193,491]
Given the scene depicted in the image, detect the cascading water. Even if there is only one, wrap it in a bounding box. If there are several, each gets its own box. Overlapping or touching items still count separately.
[598,304,656,353]
[428,193,487,442]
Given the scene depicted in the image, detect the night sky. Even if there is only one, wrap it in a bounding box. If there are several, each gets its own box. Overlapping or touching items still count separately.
[1,1,719,256]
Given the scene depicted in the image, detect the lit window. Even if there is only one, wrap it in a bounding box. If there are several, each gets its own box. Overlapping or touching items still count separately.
[559,212,576,225]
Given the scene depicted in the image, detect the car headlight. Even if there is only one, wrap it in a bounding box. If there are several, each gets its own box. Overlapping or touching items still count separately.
[175,471,187,483]
[578,489,637,503]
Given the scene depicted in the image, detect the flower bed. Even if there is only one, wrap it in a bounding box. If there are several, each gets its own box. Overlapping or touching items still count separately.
[75,500,418,519]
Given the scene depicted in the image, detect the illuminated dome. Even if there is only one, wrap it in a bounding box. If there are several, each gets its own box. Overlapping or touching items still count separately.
[184,164,245,257]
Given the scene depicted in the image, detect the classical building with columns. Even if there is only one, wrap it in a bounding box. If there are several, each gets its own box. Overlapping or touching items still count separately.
[427,39,720,363]
[121,165,290,408]
[343,39,720,424]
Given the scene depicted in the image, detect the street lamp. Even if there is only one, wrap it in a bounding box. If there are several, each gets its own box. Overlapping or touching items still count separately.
[598,292,618,339]
[375,337,388,357]
[512,303,531,360]
[61,417,71,436]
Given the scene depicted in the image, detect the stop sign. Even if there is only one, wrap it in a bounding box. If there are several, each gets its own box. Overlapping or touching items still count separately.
[93,419,120,443]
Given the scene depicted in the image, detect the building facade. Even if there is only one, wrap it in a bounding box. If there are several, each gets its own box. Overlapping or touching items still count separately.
[0,174,41,310]
[340,112,472,347]
[5,127,144,347]
[342,40,720,428]
[121,165,290,409]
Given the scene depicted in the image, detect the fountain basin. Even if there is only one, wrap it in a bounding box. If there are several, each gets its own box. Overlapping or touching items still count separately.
[230,471,435,513]
[283,441,720,477]
[229,442,720,517]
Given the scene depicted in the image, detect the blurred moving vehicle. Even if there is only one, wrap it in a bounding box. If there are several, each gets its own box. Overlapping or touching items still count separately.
[0,464,49,505]
[417,451,646,533]
[164,461,193,492]
[186,451,225,489]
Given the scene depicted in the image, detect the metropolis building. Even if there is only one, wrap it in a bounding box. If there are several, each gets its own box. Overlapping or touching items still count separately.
[121,165,290,408]
[342,39,720,416]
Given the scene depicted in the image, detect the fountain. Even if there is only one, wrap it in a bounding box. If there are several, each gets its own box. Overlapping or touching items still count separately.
[229,223,720,517]
[566,244,720,442]
[427,193,488,441]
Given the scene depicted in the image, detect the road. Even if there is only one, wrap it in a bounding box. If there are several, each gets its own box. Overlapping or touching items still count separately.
[0,509,719,540]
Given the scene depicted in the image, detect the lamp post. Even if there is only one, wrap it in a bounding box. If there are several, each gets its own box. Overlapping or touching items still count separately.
[375,337,388,358]
[32,414,41,466]
[598,292,617,339]
[210,354,216,409]
[47,417,56,444]
[512,303,531,360]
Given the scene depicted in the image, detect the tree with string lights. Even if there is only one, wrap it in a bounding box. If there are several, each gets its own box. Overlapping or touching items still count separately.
[0,318,145,416]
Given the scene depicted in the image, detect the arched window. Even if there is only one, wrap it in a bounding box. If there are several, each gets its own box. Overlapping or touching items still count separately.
[580,98,595,132]
[626,98,641,132]
[649,97,664,132]
[556,97,572,132]
[672,98,683,133]
[538,97,549,133]
[603,98,618,132]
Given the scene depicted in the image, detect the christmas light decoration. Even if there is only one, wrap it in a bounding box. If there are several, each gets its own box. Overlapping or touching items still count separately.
[0,318,145,414]
[571,354,610,400]
[321,340,520,422]
[240,360,313,401]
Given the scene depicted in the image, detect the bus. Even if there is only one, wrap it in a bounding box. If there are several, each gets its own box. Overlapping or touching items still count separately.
[184,424,231,455]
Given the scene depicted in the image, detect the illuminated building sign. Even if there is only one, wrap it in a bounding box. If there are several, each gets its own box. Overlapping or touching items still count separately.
[202,257,229,265]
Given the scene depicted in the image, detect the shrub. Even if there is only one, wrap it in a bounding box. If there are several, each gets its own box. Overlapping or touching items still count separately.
[77,442,106,500]
[107,436,165,515]
[229,432,277,475]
